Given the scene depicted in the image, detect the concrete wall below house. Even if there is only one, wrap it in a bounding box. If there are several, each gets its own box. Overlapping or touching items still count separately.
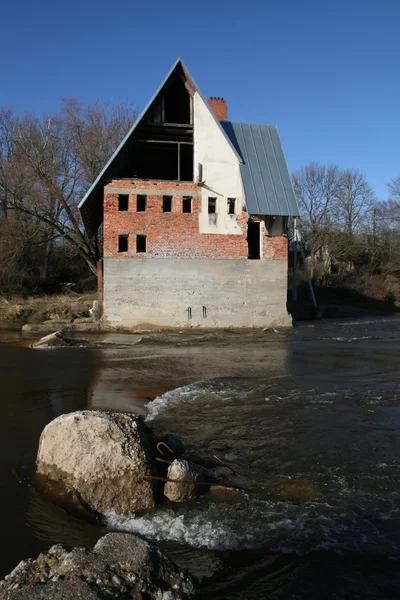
[103,258,291,329]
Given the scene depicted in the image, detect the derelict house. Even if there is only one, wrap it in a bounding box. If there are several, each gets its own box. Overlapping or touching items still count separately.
[79,59,299,328]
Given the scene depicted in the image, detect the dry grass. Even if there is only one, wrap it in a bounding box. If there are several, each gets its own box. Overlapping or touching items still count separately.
[0,292,96,305]
[0,293,97,325]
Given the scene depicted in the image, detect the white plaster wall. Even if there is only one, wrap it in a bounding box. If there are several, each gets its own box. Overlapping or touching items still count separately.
[103,258,292,329]
[193,93,244,234]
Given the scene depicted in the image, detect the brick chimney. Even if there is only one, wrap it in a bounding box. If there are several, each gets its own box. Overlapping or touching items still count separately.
[208,97,228,121]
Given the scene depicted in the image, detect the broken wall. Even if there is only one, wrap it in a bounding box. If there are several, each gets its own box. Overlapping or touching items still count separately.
[103,180,288,260]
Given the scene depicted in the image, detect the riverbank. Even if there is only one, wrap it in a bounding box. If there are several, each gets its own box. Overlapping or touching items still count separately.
[1,282,400,334]
[288,279,400,320]
[0,294,97,327]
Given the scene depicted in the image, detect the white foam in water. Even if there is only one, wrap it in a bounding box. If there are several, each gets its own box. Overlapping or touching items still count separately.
[105,508,253,550]
[145,381,212,422]
[337,319,397,326]
[105,500,400,555]
[145,379,248,422]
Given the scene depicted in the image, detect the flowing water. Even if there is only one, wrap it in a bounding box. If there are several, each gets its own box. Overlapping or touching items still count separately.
[1,319,400,598]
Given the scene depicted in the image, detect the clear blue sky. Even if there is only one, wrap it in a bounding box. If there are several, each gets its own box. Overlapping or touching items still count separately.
[1,0,399,200]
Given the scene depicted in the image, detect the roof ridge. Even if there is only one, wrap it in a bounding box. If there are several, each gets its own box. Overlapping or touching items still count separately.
[226,120,278,128]
[79,58,242,220]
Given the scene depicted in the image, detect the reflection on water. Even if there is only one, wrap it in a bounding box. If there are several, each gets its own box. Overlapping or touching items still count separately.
[1,318,400,597]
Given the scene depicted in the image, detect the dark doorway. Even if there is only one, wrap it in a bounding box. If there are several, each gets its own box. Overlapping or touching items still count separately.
[247,221,261,259]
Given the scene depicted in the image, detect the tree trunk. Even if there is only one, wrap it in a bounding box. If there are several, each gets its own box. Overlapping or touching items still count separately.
[41,228,53,283]
[1,191,8,219]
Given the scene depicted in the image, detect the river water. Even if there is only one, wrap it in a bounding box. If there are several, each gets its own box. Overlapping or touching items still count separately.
[1,319,400,598]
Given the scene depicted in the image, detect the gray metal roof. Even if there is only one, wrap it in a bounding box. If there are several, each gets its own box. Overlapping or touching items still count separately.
[221,122,299,217]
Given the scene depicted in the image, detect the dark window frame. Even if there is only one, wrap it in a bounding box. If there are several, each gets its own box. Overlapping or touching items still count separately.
[163,195,172,212]
[136,195,147,212]
[136,234,147,253]
[227,198,236,214]
[118,194,129,212]
[182,196,192,213]
[208,197,217,214]
[118,235,128,253]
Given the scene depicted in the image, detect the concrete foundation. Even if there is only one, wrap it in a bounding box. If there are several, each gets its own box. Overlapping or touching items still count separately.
[103,259,291,328]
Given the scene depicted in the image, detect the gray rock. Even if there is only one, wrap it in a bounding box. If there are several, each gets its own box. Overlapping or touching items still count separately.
[72,322,101,332]
[42,318,72,325]
[22,322,101,334]
[69,302,91,317]
[90,300,100,321]
[32,331,73,348]
[7,578,101,599]
[0,533,198,599]
[36,411,159,515]
[164,459,210,502]
[72,317,93,324]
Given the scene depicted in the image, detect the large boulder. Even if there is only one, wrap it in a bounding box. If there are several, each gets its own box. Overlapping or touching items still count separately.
[0,532,198,599]
[36,411,158,515]
[164,459,210,503]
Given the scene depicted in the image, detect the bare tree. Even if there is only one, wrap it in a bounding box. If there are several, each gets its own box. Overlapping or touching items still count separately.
[0,107,17,220]
[388,176,400,201]
[374,200,400,270]
[336,169,375,235]
[0,100,135,275]
[292,163,342,279]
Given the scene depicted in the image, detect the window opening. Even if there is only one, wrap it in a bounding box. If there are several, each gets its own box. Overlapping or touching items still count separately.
[118,235,128,253]
[247,221,261,259]
[129,142,193,182]
[183,197,192,213]
[227,198,235,214]
[208,198,217,214]
[118,194,129,211]
[136,235,147,253]
[137,195,147,212]
[163,196,172,212]
[163,76,191,124]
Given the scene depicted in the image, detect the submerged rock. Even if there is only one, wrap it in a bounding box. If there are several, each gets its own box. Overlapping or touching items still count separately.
[164,458,210,502]
[32,331,74,348]
[0,532,198,599]
[36,411,159,515]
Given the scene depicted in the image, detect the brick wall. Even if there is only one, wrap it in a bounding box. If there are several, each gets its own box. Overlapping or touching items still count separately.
[103,179,288,260]
[263,235,289,260]
[208,97,228,121]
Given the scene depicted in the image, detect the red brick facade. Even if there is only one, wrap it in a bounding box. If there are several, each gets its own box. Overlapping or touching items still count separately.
[208,97,228,121]
[103,179,288,261]
[263,230,288,260]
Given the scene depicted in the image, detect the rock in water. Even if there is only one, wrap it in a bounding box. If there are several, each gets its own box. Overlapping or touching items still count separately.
[164,458,210,502]
[0,532,198,599]
[36,411,158,515]
[32,330,73,348]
